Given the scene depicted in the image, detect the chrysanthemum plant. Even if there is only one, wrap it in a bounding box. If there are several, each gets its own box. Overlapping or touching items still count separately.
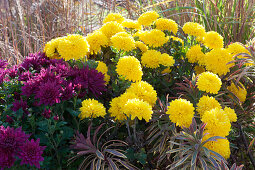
[1,10,254,168]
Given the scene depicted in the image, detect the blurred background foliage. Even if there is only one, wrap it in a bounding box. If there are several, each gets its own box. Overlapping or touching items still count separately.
[0,0,254,65]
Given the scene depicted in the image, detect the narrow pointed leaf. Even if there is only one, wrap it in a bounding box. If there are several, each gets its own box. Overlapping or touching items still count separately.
[105,149,127,158]
[96,150,104,160]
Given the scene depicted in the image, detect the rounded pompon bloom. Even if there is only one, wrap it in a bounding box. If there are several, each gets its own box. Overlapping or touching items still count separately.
[196,95,221,117]
[123,98,153,122]
[166,99,195,128]
[196,72,222,94]
[204,31,224,49]
[86,30,108,54]
[135,41,148,53]
[109,97,127,121]
[18,139,46,169]
[227,82,247,103]
[57,34,89,60]
[116,56,143,82]
[224,107,237,122]
[79,99,106,119]
[186,44,205,64]
[182,22,206,37]
[103,13,124,24]
[139,29,169,48]
[100,21,125,39]
[138,11,159,26]
[203,134,230,159]
[121,19,142,30]
[204,48,233,76]
[110,32,135,52]
[96,61,110,84]
[44,37,64,59]
[109,92,138,121]
[226,42,251,56]
[201,108,231,137]
[159,53,175,67]
[126,81,157,106]
[35,80,61,106]
[155,18,178,34]
[141,50,161,68]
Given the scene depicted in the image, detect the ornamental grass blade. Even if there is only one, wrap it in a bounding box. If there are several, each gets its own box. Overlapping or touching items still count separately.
[105,149,127,158]
[108,158,118,170]
[117,159,136,170]
[199,158,208,170]
[93,123,105,145]
[96,159,101,170]
[191,150,198,166]
[201,136,226,146]
[166,147,187,154]
[209,150,227,163]
[96,150,104,160]
[173,153,192,169]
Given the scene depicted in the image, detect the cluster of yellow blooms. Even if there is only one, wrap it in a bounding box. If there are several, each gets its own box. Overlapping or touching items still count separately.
[109,81,157,122]
[43,11,252,161]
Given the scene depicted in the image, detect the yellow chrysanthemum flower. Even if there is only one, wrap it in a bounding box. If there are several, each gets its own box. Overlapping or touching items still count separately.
[155,18,178,34]
[96,61,110,84]
[123,98,153,122]
[227,42,253,66]
[111,32,135,52]
[161,67,172,74]
[126,81,157,106]
[204,48,234,76]
[170,36,183,45]
[109,92,138,121]
[226,42,251,56]
[204,31,224,49]
[139,29,169,48]
[182,22,206,37]
[186,44,205,64]
[135,41,148,53]
[196,72,222,94]
[138,11,159,26]
[100,21,125,39]
[159,53,175,67]
[227,82,247,103]
[86,30,108,54]
[141,50,161,69]
[103,13,124,24]
[203,134,231,159]
[79,99,106,119]
[58,34,89,60]
[44,37,64,59]
[109,97,127,121]
[194,65,205,75]
[224,107,237,122]
[116,56,143,82]
[166,98,195,128]
[201,108,231,137]
[196,96,221,117]
[121,19,142,30]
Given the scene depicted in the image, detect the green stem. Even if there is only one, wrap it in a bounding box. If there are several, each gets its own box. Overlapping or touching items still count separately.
[126,119,132,139]
[133,118,137,143]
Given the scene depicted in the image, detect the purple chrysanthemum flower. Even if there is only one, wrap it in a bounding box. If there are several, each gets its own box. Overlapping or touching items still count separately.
[42,108,51,119]
[36,80,61,106]
[20,52,48,71]
[12,98,29,114]
[69,66,106,98]
[0,60,8,69]
[7,65,18,78]
[0,126,30,154]
[18,71,32,81]
[18,139,46,169]
[0,69,6,85]
[0,149,15,169]
[61,82,75,101]
[21,78,40,97]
